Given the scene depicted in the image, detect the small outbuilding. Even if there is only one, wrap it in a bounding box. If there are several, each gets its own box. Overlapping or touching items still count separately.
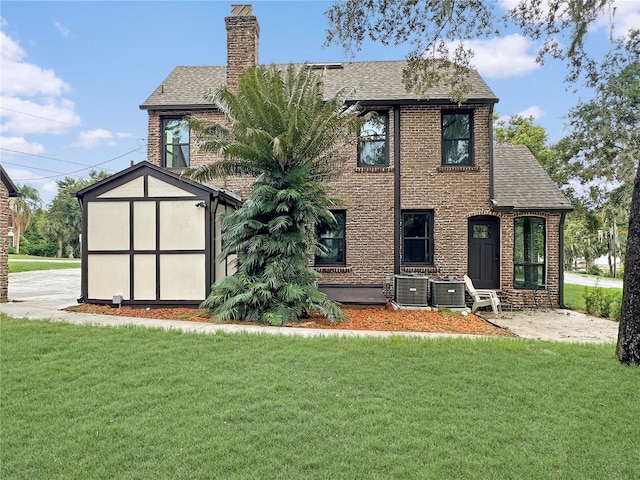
[76,161,241,306]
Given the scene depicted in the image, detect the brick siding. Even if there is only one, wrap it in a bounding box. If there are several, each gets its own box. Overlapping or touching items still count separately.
[0,183,9,302]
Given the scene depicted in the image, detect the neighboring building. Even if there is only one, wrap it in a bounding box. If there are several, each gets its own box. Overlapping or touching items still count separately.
[1,165,20,302]
[139,5,573,308]
[76,162,240,305]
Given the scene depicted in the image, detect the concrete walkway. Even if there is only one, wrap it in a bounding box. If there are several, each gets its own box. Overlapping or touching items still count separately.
[0,269,619,344]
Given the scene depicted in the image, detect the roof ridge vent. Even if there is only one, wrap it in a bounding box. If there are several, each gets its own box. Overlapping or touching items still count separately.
[307,62,344,70]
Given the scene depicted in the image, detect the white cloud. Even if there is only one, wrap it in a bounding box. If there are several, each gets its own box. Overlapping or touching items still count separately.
[54,21,70,37]
[516,106,545,120]
[0,135,45,154]
[595,1,640,38]
[4,166,43,183]
[72,129,118,148]
[0,96,81,135]
[499,0,640,38]
[464,34,539,79]
[0,31,71,97]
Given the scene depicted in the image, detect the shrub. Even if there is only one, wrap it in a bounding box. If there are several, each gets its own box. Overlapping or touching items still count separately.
[7,246,16,255]
[584,287,603,315]
[588,265,603,276]
[599,291,614,318]
[610,294,623,321]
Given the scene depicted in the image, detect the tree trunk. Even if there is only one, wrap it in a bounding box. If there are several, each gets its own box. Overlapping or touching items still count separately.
[57,235,64,258]
[616,163,640,365]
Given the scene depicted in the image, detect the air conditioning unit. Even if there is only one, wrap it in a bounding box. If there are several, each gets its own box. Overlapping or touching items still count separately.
[394,275,429,306]
[429,279,466,308]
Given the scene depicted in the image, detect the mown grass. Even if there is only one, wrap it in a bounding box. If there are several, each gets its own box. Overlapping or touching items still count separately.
[1,315,638,480]
[8,261,81,273]
[564,283,623,318]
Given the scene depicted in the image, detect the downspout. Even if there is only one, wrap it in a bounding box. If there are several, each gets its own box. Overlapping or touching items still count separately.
[488,104,495,203]
[559,211,568,308]
[394,106,401,275]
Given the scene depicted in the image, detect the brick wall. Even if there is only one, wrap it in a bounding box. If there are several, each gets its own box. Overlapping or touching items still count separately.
[145,103,565,306]
[0,183,9,302]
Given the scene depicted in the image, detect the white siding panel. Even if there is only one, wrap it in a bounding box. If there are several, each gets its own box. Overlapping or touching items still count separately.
[133,202,156,250]
[159,201,205,250]
[134,254,156,300]
[97,177,144,198]
[87,202,130,251]
[87,254,130,300]
[159,254,205,300]
[148,176,195,197]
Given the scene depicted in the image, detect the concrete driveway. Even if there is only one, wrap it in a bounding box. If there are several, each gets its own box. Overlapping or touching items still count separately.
[0,268,620,344]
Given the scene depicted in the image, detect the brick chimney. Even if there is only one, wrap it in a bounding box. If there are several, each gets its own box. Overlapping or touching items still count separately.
[225,4,259,92]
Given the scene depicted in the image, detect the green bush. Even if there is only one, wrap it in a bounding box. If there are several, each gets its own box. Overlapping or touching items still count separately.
[584,287,602,315]
[588,265,603,276]
[7,246,16,255]
[610,294,623,321]
[599,291,614,318]
[26,241,58,258]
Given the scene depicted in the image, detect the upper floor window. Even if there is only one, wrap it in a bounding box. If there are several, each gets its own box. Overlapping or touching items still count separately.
[358,113,388,167]
[162,118,190,168]
[315,211,346,266]
[402,210,434,265]
[442,110,473,166]
[514,216,546,288]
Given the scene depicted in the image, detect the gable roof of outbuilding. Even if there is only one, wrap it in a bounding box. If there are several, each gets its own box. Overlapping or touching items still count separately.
[140,60,498,110]
[492,145,573,212]
[75,161,242,206]
[0,165,20,197]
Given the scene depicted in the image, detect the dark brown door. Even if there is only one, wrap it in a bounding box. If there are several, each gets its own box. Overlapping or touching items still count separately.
[468,216,500,289]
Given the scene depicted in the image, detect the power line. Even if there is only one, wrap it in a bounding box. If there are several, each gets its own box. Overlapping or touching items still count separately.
[0,148,95,167]
[3,146,145,181]
[0,106,95,131]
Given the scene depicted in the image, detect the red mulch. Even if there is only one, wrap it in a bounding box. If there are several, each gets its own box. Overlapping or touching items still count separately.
[65,304,513,337]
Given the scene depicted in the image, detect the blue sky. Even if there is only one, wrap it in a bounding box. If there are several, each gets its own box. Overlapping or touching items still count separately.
[1,0,638,205]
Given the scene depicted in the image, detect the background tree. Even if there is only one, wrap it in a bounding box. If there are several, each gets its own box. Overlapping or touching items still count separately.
[8,184,41,254]
[185,65,361,325]
[326,1,640,364]
[45,171,109,258]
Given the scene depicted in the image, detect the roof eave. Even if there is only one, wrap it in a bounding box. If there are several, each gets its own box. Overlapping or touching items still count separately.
[139,104,216,111]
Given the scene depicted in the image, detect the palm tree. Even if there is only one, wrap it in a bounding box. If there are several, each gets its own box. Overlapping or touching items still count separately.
[185,64,360,325]
[9,184,41,254]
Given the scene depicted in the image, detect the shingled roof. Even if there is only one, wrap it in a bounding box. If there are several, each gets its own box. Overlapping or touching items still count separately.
[140,61,497,110]
[492,145,573,211]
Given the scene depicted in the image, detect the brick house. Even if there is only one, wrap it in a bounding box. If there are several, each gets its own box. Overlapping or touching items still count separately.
[1,165,20,303]
[140,5,573,308]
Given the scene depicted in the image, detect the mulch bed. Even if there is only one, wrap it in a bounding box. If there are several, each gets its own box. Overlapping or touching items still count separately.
[66,304,514,337]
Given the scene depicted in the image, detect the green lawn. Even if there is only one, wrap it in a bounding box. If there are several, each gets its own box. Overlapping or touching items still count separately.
[564,283,623,319]
[8,255,80,273]
[2,315,639,480]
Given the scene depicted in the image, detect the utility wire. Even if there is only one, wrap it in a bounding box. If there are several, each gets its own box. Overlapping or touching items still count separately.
[0,106,97,131]
[3,146,145,181]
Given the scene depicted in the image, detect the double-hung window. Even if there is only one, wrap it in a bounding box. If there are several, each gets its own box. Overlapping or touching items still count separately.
[514,217,546,288]
[402,211,434,265]
[162,117,190,168]
[358,113,388,167]
[315,211,346,266]
[442,110,473,166]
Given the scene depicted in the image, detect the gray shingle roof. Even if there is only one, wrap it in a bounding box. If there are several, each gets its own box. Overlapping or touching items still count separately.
[493,145,573,211]
[140,61,497,109]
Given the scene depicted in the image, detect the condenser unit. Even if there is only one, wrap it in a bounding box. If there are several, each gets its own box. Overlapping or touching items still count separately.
[394,275,429,307]
[429,279,466,308]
